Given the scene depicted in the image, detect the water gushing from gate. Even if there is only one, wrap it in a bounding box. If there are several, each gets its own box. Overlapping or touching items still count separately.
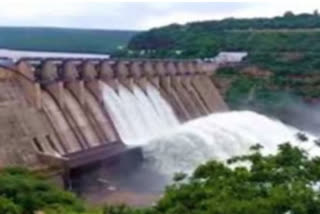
[102,81,319,178]
[102,82,179,145]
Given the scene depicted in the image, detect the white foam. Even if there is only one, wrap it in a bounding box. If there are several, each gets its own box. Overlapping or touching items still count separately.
[102,82,179,145]
[143,111,319,175]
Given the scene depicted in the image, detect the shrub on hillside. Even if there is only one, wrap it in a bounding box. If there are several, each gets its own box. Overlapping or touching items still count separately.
[0,167,84,214]
[153,143,320,214]
[0,196,21,214]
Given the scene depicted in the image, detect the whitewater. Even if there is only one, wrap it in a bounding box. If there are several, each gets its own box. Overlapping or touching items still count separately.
[102,82,179,145]
[142,111,320,175]
[101,82,320,177]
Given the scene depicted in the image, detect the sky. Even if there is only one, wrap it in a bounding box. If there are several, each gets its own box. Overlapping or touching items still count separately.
[0,1,319,30]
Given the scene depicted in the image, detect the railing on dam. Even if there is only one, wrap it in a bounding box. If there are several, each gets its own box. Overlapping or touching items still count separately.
[0,58,228,171]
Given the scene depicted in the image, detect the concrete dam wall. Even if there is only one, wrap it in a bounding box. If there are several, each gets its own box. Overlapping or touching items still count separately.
[0,59,227,171]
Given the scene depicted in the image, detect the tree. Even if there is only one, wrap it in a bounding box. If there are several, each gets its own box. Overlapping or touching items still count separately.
[284,11,295,17]
[154,143,320,214]
[0,168,84,214]
[0,197,20,214]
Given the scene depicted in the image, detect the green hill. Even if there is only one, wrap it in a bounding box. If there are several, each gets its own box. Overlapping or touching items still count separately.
[124,12,320,120]
[127,12,320,58]
[0,27,139,54]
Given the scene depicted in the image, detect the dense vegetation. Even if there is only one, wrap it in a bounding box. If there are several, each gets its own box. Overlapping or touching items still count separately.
[0,168,85,214]
[0,27,138,54]
[124,12,320,102]
[153,143,320,214]
[216,65,320,107]
[127,12,320,58]
[128,29,320,58]
[2,142,320,214]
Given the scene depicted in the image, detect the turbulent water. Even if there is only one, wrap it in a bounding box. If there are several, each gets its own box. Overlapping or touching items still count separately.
[142,111,320,176]
[102,82,179,145]
[102,82,319,177]
[145,83,179,127]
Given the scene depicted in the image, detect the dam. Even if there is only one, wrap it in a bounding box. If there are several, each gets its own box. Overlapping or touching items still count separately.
[0,58,227,174]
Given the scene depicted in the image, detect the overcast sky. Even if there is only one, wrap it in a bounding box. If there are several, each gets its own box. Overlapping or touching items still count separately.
[0,1,319,30]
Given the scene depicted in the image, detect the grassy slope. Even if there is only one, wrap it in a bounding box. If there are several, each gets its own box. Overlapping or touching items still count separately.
[0,27,139,54]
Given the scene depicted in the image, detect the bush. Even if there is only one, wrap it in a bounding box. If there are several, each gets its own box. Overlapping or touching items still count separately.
[0,197,21,214]
[0,168,84,214]
[154,143,320,214]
